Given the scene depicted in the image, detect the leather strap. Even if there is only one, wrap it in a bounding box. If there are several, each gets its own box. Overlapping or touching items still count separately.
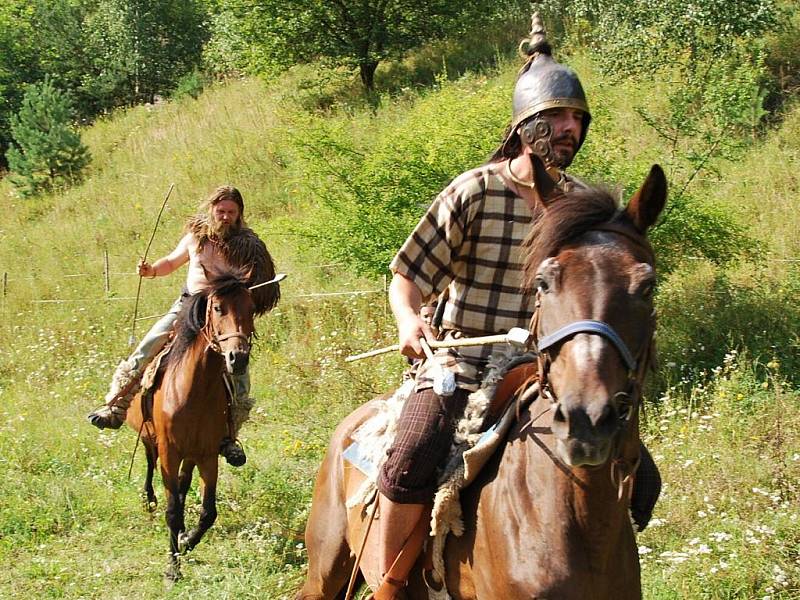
[538,319,637,372]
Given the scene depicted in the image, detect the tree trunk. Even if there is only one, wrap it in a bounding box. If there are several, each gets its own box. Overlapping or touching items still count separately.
[359,60,379,91]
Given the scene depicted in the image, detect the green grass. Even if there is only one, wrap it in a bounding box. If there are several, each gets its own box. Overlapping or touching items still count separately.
[0,42,798,598]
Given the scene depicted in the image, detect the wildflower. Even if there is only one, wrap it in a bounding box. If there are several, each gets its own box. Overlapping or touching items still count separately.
[659,551,690,564]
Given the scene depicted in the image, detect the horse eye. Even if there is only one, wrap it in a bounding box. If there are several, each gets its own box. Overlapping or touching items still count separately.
[535,276,550,293]
[213,305,222,313]
[640,282,654,299]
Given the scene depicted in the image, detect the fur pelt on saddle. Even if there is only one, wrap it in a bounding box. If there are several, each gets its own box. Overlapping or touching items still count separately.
[186,215,280,315]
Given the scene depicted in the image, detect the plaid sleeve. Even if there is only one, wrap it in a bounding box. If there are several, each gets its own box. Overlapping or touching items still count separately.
[390,183,470,301]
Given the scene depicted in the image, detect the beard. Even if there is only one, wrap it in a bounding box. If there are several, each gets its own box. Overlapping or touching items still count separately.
[209,218,240,241]
[551,134,578,168]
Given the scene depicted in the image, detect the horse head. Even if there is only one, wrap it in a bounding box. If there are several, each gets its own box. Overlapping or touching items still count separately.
[526,162,666,467]
[201,269,256,375]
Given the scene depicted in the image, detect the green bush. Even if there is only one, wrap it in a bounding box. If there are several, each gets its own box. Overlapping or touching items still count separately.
[654,260,800,391]
[171,69,208,100]
[7,75,90,196]
[286,71,512,276]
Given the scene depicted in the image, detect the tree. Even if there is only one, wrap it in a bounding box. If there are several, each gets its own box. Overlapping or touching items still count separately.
[0,0,41,168]
[84,0,209,106]
[213,0,522,90]
[538,0,779,196]
[7,76,90,196]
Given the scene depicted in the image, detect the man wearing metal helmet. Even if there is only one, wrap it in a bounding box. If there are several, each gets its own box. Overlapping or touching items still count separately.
[370,14,660,598]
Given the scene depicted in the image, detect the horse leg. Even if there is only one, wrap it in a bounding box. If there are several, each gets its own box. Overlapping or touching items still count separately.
[160,448,185,582]
[296,448,355,600]
[143,441,158,512]
[180,457,218,553]
[178,460,195,506]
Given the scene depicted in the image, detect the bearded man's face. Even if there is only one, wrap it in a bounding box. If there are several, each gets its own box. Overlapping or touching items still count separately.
[210,199,242,239]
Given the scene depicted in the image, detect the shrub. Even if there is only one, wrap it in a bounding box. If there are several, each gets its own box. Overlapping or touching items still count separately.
[6,75,90,197]
[654,260,800,392]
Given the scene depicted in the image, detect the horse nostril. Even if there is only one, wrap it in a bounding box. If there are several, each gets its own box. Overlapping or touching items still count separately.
[594,403,619,431]
[553,404,567,424]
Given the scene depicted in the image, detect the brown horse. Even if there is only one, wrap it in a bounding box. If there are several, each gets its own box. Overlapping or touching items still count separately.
[297,164,667,599]
[126,270,256,581]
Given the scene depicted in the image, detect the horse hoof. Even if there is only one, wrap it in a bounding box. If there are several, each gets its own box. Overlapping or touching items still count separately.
[177,532,190,554]
[147,500,158,513]
[164,567,182,583]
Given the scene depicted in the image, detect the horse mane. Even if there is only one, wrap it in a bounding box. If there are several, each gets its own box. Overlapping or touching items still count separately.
[523,185,630,289]
[166,270,251,367]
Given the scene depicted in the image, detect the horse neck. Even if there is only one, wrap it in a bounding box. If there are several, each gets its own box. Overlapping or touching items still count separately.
[171,335,226,402]
[518,395,638,560]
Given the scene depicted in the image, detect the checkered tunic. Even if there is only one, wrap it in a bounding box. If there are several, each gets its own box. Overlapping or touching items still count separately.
[390,163,537,391]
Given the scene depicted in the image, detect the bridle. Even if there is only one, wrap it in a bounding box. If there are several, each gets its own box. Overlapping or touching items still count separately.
[200,294,253,356]
[528,222,657,499]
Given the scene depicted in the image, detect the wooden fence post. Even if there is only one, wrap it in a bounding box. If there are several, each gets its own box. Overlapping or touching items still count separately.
[104,249,110,295]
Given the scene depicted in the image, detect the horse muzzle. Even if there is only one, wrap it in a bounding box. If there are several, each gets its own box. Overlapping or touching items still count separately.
[550,399,619,467]
[225,349,250,375]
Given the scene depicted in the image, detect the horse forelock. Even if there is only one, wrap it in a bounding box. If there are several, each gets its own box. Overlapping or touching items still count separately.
[523,185,630,290]
[205,269,251,299]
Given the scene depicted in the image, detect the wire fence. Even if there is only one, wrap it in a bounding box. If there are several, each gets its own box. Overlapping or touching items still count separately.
[3,250,797,308]
[0,250,389,314]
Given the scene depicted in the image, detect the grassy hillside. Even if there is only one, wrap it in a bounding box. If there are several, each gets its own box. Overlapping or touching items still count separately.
[0,49,797,599]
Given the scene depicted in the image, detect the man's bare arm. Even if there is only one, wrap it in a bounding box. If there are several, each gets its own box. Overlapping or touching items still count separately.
[138,234,191,278]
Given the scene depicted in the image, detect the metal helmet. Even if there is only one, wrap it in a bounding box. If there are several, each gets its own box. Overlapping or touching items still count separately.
[511,13,591,152]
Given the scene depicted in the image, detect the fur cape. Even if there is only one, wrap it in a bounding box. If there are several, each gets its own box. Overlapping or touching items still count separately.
[186,215,280,315]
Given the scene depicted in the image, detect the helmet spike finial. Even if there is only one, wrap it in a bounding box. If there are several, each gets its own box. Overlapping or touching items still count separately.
[518,11,551,64]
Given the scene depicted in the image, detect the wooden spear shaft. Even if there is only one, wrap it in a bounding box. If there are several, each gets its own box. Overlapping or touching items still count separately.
[344,332,513,363]
[129,183,174,346]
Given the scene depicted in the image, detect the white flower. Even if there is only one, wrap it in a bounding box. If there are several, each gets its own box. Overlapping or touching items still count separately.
[659,551,690,564]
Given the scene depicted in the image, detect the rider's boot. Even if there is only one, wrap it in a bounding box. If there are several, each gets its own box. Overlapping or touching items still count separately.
[87,359,141,429]
[220,391,254,467]
[368,496,430,600]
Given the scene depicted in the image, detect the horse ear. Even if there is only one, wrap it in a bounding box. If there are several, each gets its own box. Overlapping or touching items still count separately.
[625,164,667,232]
[531,155,557,204]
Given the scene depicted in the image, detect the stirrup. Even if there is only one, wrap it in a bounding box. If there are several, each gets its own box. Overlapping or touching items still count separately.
[220,438,247,467]
[87,406,126,430]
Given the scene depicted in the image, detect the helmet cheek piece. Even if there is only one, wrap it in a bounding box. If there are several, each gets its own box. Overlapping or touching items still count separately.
[519,117,556,167]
